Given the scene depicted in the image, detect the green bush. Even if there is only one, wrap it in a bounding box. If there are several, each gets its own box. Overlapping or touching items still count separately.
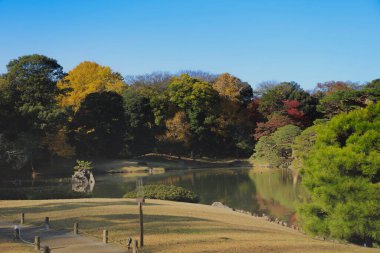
[124,184,199,203]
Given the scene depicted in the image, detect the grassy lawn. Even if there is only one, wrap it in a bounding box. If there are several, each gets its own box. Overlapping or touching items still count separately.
[0,198,378,253]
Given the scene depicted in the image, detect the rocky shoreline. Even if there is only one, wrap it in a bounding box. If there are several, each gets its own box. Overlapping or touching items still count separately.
[211,202,302,232]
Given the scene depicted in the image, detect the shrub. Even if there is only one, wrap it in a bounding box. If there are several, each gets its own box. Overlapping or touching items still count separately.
[124,184,199,203]
[73,160,93,171]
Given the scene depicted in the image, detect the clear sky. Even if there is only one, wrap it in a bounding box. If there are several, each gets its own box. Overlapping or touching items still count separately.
[1,0,380,89]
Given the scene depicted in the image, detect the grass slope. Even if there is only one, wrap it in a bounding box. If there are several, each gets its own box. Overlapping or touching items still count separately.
[0,199,378,253]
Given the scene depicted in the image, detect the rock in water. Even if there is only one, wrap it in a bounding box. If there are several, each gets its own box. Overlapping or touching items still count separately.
[72,169,95,193]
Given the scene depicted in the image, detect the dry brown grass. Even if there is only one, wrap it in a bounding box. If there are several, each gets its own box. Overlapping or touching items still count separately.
[0,198,378,253]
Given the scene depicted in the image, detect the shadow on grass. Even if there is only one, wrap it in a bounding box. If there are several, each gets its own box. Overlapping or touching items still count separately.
[37,213,212,232]
[0,200,163,216]
[60,213,271,236]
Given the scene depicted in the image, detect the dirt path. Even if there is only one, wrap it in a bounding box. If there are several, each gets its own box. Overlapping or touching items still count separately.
[0,222,128,253]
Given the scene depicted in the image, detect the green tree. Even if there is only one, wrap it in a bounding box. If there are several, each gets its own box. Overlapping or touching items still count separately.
[258,82,318,121]
[126,73,173,127]
[299,103,380,246]
[4,54,65,133]
[168,74,220,156]
[0,75,18,135]
[251,135,275,166]
[123,90,156,156]
[363,79,380,104]
[68,92,126,157]
[252,124,301,168]
[2,55,66,170]
[317,90,363,118]
[291,123,323,170]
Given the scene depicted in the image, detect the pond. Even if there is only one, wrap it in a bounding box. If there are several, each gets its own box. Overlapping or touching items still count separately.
[1,168,307,224]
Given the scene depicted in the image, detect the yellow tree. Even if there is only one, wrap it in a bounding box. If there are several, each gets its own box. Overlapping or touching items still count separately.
[213,73,250,102]
[57,61,125,110]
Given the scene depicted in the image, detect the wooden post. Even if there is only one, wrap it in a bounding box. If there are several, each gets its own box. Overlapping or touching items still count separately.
[14,226,20,240]
[74,222,78,235]
[43,246,50,253]
[20,213,24,224]
[103,229,108,244]
[139,202,144,247]
[34,236,40,250]
[45,217,50,229]
[133,239,138,253]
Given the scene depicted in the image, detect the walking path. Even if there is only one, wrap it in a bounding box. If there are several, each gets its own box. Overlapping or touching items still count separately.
[0,222,128,253]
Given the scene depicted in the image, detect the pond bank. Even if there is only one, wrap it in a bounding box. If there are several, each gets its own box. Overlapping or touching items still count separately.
[93,154,251,174]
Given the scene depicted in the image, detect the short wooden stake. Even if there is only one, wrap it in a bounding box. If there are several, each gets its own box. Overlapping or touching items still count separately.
[45,217,50,229]
[103,229,108,244]
[74,222,78,235]
[34,236,40,250]
[14,226,20,240]
[20,213,25,224]
[139,202,144,247]
[133,239,138,253]
[43,246,50,253]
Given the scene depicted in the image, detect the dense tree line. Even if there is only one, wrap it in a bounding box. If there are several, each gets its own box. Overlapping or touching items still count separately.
[1,54,379,175]
[1,54,379,245]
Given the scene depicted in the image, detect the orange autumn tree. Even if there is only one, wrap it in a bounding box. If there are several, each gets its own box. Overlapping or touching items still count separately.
[213,73,255,156]
[57,61,125,111]
[165,111,190,144]
[42,128,75,158]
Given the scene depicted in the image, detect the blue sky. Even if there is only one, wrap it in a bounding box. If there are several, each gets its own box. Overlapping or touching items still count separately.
[1,0,380,89]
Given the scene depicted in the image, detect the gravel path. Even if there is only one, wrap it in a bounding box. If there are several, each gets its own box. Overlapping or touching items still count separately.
[0,222,128,253]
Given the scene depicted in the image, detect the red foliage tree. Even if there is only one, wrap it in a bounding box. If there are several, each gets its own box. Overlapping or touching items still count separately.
[254,100,308,140]
[254,114,293,140]
[283,100,304,119]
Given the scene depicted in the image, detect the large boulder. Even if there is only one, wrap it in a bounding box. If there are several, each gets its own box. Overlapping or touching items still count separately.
[72,169,95,193]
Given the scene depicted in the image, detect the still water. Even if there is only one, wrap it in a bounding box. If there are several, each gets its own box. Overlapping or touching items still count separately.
[2,168,307,223]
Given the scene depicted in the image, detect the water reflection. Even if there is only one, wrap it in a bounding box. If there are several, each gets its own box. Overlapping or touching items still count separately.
[92,168,306,223]
[1,168,307,223]
[141,168,307,223]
